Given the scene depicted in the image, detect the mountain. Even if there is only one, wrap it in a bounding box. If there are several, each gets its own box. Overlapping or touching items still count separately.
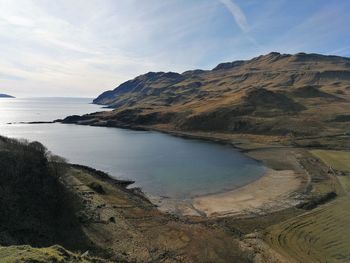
[0,94,14,98]
[68,52,350,137]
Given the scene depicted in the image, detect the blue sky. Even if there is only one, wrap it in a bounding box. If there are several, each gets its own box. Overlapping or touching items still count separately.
[0,0,350,97]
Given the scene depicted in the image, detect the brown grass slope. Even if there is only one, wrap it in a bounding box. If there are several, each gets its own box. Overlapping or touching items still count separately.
[66,52,350,137]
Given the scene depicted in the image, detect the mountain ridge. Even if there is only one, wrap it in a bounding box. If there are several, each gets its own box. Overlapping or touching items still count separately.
[68,52,350,137]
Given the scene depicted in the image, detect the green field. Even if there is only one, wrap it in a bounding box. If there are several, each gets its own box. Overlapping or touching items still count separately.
[310,150,350,171]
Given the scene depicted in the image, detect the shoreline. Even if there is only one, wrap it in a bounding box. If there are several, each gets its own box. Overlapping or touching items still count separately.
[104,126,308,217]
[149,167,304,218]
[20,119,310,218]
[193,168,303,217]
[69,159,304,219]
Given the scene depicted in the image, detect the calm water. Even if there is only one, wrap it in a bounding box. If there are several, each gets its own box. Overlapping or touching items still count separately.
[0,97,104,123]
[0,97,265,199]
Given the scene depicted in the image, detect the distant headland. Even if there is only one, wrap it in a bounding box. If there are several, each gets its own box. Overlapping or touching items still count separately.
[0,93,15,98]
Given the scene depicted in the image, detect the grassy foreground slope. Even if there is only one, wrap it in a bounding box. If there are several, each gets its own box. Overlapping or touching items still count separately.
[264,151,350,263]
[0,245,106,263]
[266,196,350,262]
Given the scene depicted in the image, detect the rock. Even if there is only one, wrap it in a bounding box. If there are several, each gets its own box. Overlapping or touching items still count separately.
[88,182,106,194]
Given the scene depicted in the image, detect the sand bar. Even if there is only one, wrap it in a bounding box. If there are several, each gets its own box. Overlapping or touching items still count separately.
[192,169,302,217]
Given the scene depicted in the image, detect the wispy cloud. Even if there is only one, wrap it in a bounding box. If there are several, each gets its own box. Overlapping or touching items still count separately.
[217,0,258,46]
[0,0,222,96]
[217,0,249,33]
[0,0,349,97]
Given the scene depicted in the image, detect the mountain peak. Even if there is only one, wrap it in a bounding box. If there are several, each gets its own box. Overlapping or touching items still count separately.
[212,60,245,71]
[267,51,281,56]
[212,52,291,71]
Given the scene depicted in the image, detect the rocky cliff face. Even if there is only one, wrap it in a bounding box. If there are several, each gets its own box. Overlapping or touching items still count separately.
[72,52,350,136]
[93,71,185,106]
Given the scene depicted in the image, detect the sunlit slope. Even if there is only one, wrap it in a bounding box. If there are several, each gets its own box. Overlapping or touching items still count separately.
[68,52,350,137]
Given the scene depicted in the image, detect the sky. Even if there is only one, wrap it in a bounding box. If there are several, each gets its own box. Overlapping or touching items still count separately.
[0,0,350,97]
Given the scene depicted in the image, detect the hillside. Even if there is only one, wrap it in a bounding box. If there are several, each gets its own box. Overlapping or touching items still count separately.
[65,52,350,139]
[0,136,107,262]
[0,137,84,249]
[0,136,250,262]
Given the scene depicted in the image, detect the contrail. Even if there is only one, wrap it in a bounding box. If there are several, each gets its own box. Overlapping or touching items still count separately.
[218,0,249,33]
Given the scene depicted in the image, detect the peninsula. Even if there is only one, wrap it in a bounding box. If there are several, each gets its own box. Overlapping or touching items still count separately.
[0,93,14,98]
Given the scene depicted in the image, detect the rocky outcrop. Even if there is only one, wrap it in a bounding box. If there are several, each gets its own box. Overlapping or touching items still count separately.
[213,60,245,71]
[93,71,185,105]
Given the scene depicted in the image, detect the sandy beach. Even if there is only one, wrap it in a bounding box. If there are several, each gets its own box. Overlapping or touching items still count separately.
[192,169,303,217]
[147,140,307,218]
[153,167,305,218]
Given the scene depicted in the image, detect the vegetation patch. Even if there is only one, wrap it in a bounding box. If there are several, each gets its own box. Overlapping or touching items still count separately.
[296,191,337,210]
[310,150,350,171]
[0,136,97,254]
[0,245,107,263]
